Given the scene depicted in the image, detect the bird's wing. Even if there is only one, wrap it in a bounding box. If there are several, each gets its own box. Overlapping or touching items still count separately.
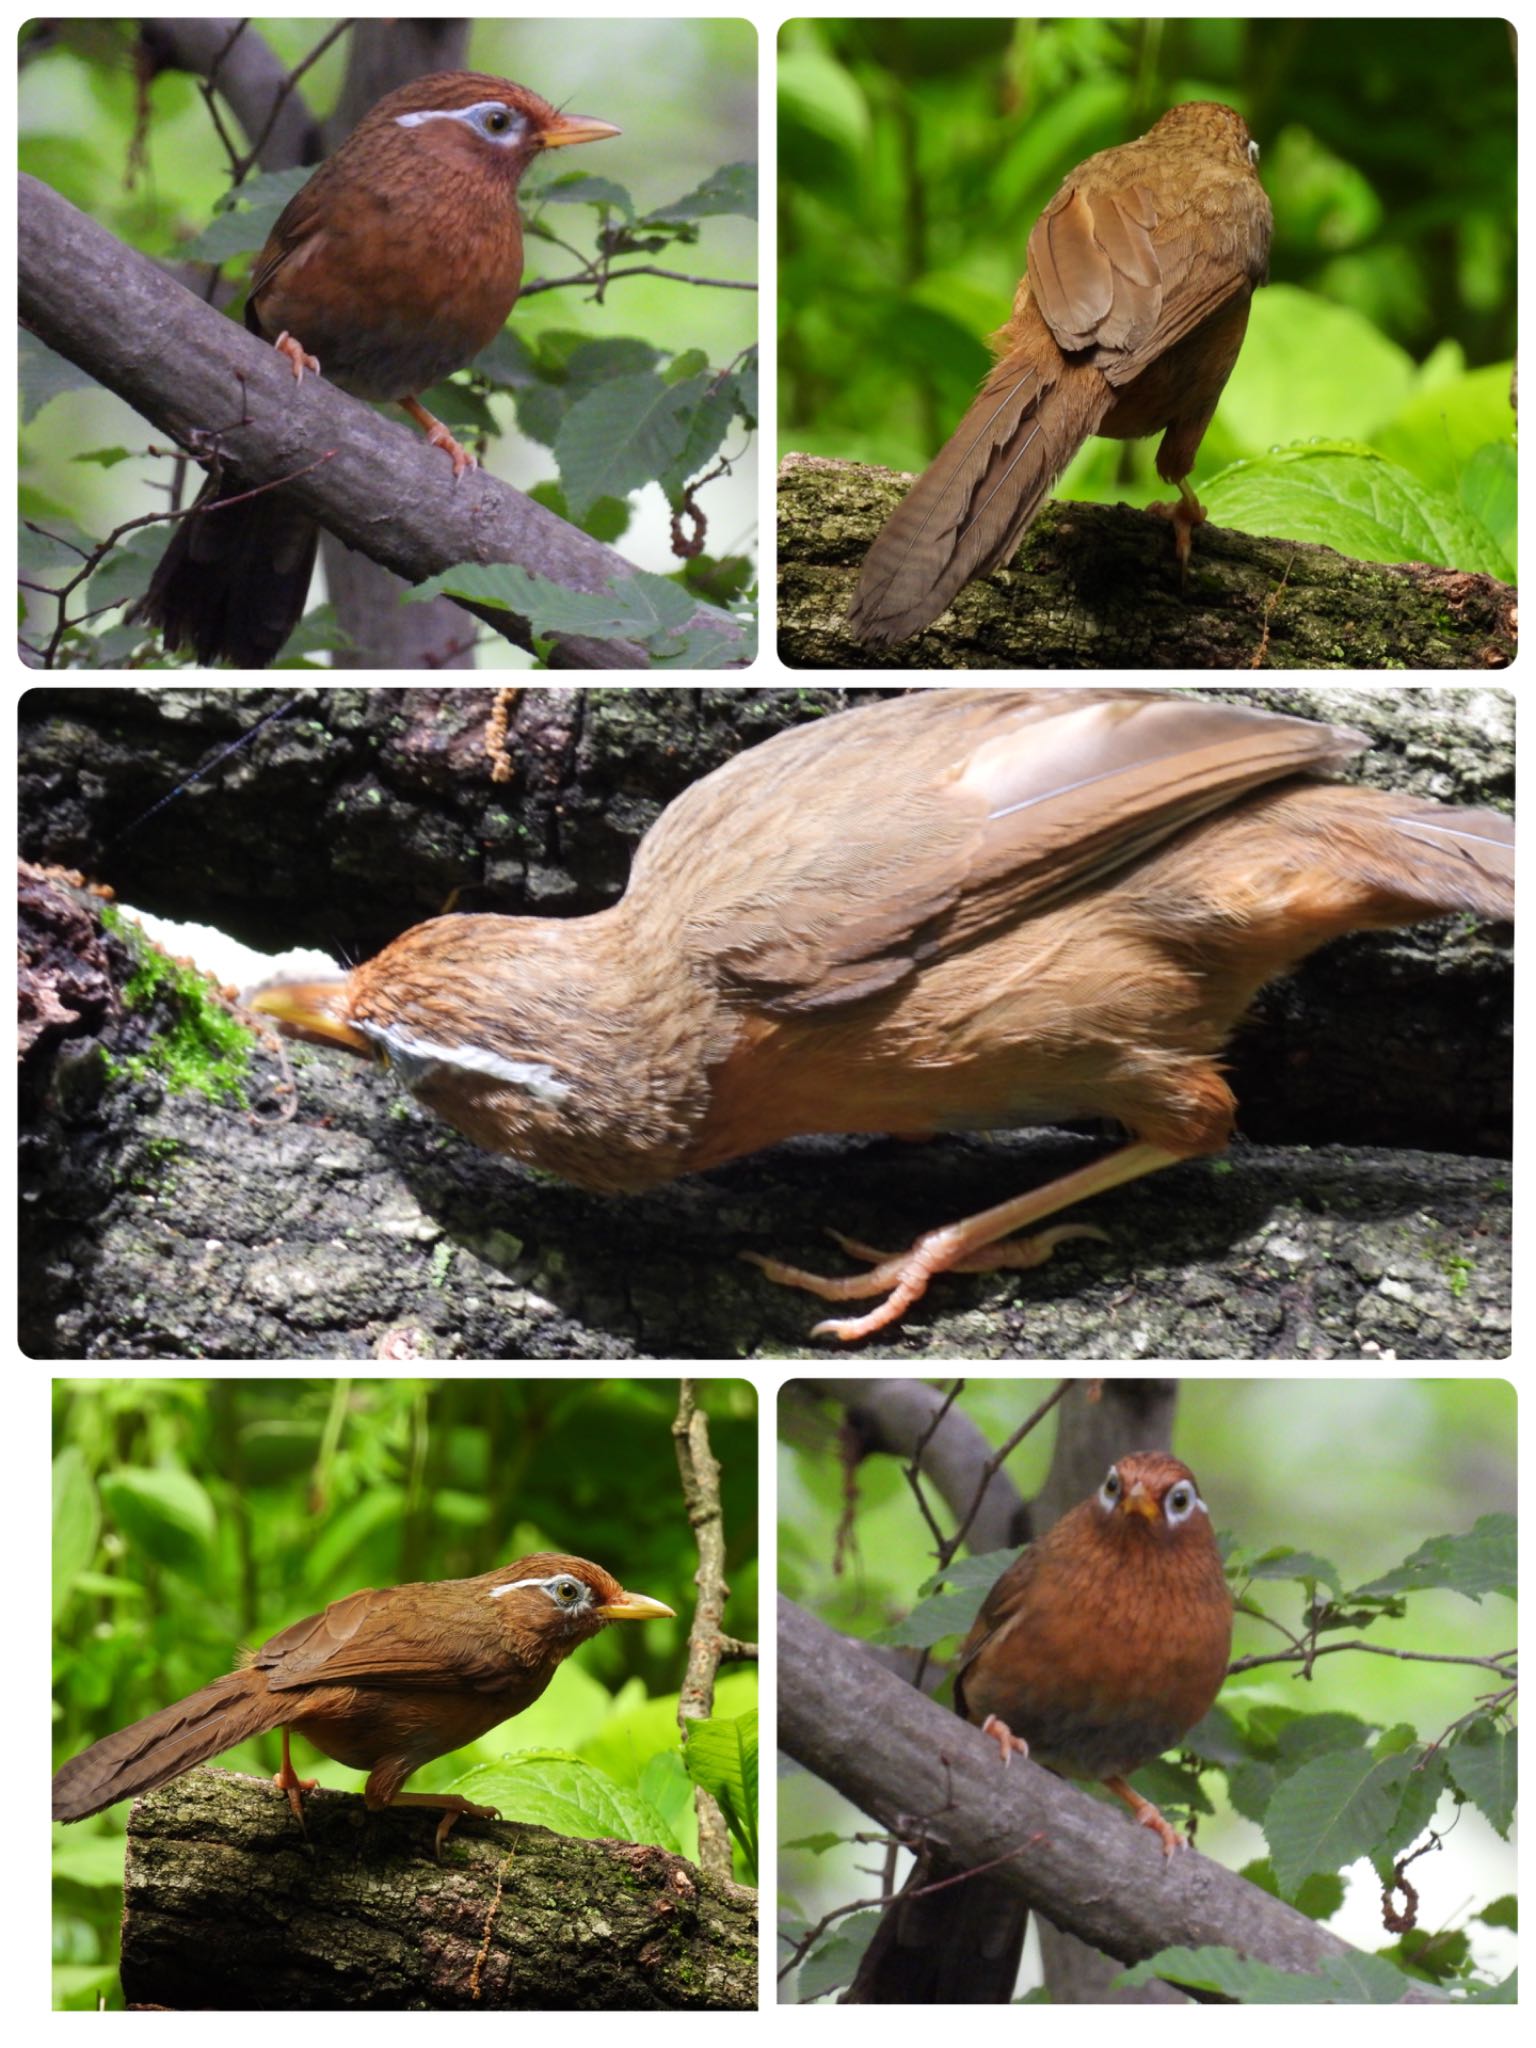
[951,1545,1045,1719]
[245,169,334,323]
[632,689,1364,1018]
[253,1582,514,1694]
[1027,169,1272,386]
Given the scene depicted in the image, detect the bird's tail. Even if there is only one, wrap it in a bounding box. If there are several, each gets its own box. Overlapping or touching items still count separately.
[847,353,1113,646]
[52,1671,282,1822]
[1276,786,1514,930]
[843,1860,1025,2004]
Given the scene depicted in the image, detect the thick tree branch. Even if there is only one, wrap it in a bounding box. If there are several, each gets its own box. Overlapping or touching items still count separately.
[119,1770,755,2009]
[778,1598,1438,2001]
[19,175,745,669]
[778,452,1517,670]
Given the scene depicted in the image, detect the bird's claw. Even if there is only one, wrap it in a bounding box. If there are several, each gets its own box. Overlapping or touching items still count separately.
[274,331,321,383]
[980,1713,1030,1768]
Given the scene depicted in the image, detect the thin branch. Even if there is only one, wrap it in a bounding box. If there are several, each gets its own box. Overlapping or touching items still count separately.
[1228,1641,1517,1677]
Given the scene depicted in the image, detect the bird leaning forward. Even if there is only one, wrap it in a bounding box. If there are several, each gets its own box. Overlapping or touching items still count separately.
[51,1554,673,1856]
[250,688,1514,1343]
[847,101,1272,646]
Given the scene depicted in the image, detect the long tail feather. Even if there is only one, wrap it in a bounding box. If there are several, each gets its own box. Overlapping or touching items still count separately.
[52,1672,283,1822]
[848,355,1112,646]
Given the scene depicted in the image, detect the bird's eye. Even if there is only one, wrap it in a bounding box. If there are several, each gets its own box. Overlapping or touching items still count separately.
[1097,1468,1122,1511]
[553,1577,582,1604]
[1247,138,1261,167]
[485,107,511,133]
[1164,1482,1200,1525]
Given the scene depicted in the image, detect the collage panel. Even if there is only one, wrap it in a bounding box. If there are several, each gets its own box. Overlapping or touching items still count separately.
[20,16,757,672]
[779,16,1514,671]
[21,685,1511,1362]
[778,1376,1516,2003]
[51,1374,758,2010]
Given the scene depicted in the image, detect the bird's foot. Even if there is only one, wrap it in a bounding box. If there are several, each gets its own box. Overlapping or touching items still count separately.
[1105,1775,1187,1859]
[1145,476,1207,584]
[980,1714,1030,1768]
[743,1221,1108,1344]
[383,1790,502,1860]
[401,396,478,479]
[273,331,322,384]
[274,1728,318,1828]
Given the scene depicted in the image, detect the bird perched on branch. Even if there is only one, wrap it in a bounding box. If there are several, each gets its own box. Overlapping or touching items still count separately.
[51,1554,672,1855]
[847,1449,1232,2003]
[250,688,1513,1342]
[847,102,1272,645]
[133,71,619,667]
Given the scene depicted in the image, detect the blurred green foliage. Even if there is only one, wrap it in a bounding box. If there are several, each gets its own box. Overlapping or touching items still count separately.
[780,17,1515,576]
[779,1378,1516,2003]
[52,1376,757,2009]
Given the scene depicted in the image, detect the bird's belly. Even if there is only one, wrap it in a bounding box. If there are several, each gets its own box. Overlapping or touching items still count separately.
[287,1684,526,1774]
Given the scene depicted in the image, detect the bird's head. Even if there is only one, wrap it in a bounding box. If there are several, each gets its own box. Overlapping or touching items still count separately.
[486,1553,675,1649]
[1091,1451,1213,1548]
[361,71,619,193]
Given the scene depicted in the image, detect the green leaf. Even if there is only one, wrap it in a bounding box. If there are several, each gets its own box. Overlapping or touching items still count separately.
[71,447,133,469]
[52,1448,99,1623]
[1245,1547,1343,1597]
[1119,1944,1416,2004]
[1477,1895,1517,1932]
[1265,1747,1411,1897]
[1458,441,1517,564]
[684,1708,758,1877]
[658,372,740,501]
[450,1750,679,1851]
[1221,285,1419,447]
[916,1546,1024,1596]
[1447,1720,1516,1837]
[533,172,635,221]
[1357,1516,1516,1602]
[647,162,757,222]
[411,560,702,647]
[1464,1969,1517,2003]
[1372,362,1516,497]
[175,167,309,261]
[1202,442,1511,577]
[795,1911,882,2001]
[97,1467,215,1575]
[783,1832,846,1855]
[21,333,99,423]
[869,1586,982,1648]
[1370,1747,1450,1882]
[555,370,696,517]
[1236,1857,1346,1923]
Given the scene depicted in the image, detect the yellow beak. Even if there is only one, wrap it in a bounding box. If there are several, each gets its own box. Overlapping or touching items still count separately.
[248,978,373,1056]
[1121,1484,1159,1520]
[540,112,622,149]
[595,1589,675,1622]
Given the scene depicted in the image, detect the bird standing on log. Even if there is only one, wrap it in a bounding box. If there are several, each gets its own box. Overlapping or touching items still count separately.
[133,72,619,667]
[251,688,1513,1342]
[847,102,1272,645]
[52,1554,673,1854]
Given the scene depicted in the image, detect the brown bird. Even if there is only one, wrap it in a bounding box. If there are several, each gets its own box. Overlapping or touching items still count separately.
[847,101,1272,645]
[250,689,1513,1343]
[848,1450,1232,2002]
[51,1554,673,1854]
[133,72,619,667]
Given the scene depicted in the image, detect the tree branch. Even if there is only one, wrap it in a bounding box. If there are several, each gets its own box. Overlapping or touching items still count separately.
[778,1598,1439,2001]
[18,175,745,670]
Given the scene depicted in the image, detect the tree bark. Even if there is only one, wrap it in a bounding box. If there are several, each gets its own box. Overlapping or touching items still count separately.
[779,453,1517,670]
[119,1770,756,2010]
[18,687,1512,1361]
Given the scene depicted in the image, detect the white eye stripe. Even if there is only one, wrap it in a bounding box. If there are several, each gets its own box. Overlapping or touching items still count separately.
[394,101,527,141]
[356,1020,573,1104]
[489,1575,588,1602]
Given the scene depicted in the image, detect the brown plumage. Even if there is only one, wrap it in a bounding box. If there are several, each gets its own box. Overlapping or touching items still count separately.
[847,102,1272,645]
[249,688,1513,1342]
[848,1451,1232,2003]
[133,72,618,667]
[52,1553,672,1853]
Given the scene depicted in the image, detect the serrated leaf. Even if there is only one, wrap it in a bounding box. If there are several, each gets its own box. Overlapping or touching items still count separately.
[1476,1894,1516,1932]
[451,1750,678,1850]
[175,167,309,261]
[556,371,700,516]
[1370,1749,1449,1882]
[647,161,756,222]
[1201,443,1511,576]
[411,560,700,645]
[916,1546,1024,1596]
[1265,1748,1410,1897]
[97,1467,215,1575]
[659,372,739,500]
[1356,1517,1516,1602]
[1236,1857,1346,1922]
[1119,1944,1416,2004]
[52,1448,99,1623]
[532,172,634,222]
[1447,1720,1516,1837]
